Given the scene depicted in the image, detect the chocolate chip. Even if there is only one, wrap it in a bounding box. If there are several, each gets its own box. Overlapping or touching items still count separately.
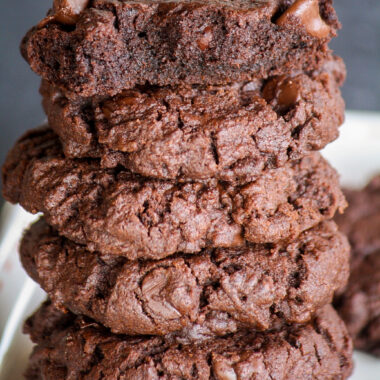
[263,76,301,113]
[53,0,90,25]
[277,79,301,110]
[276,0,330,39]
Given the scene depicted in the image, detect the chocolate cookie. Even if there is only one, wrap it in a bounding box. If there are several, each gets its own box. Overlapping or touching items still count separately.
[24,301,352,380]
[21,219,349,336]
[334,176,380,356]
[335,175,380,269]
[336,249,380,357]
[41,56,345,183]
[3,128,346,259]
[21,0,339,97]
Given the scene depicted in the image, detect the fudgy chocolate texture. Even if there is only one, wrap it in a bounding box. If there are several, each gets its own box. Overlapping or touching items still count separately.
[336,250,380,357]
[21,219,349,336]
[335,176,380,269]
[41,56,345,183]
[24,301,353,380]
[3,127,346,259]
[21,0,339,97]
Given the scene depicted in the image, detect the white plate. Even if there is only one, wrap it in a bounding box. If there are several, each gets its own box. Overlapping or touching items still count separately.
[1,111,380,379]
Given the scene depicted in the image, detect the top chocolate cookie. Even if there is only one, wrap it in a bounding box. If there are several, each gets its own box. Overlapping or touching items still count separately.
[21,0,339,96]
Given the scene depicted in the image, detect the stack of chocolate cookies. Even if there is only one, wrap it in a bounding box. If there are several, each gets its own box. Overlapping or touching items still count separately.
[2,0,354,378]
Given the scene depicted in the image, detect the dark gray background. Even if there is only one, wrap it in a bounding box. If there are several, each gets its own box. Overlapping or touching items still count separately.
[0,0,379,174]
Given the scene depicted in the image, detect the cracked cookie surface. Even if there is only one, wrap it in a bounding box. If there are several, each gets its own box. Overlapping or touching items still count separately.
[21,219,349,336]
[40,56,345,184]
[24,301,353,380]
[3,128,346,259]
[21,0,339,96]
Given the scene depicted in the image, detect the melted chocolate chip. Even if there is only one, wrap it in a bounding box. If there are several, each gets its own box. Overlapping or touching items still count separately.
[263,76,301,113]
[277,79,301,109]
[276,0,330,39]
